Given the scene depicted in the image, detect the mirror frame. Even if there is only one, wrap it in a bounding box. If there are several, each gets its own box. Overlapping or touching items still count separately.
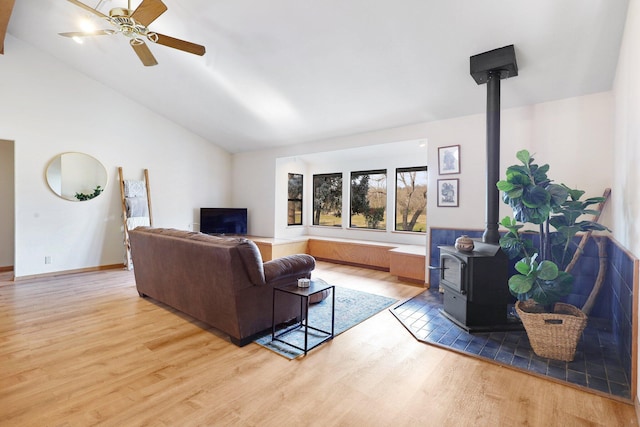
[45,152,108,202]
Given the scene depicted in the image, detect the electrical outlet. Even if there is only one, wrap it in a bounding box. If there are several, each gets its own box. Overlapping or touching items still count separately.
[45,256,51,264]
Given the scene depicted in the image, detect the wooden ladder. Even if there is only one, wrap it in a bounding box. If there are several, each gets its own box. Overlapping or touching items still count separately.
[118,167,153,270]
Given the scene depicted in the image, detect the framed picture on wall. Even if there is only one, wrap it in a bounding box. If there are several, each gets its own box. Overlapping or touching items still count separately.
[438,144,460,175]
[437,178,459,207]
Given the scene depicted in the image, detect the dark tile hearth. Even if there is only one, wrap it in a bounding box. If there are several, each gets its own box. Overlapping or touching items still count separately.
[391,288,631,400]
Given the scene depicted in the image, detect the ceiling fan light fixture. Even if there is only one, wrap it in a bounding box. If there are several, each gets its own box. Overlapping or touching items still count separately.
[109,7,131,18]
[62,0,206,66]
[79,16,97,32]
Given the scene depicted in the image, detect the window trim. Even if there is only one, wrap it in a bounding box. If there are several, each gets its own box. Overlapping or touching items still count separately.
[349,169,387,230]
[312,172,343,227]
[394,166,428,233]
[287,173,303,226]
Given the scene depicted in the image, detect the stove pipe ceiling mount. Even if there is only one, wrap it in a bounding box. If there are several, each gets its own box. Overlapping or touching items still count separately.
[470,45,518,244]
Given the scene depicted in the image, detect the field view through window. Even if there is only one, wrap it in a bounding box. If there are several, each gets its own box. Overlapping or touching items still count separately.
[395,166,427,232]
[350,169,387,230]
[308,165,427,232]
[313,173,342,226]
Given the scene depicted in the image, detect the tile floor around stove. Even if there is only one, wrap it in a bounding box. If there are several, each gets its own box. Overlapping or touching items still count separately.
[390,288,631,400]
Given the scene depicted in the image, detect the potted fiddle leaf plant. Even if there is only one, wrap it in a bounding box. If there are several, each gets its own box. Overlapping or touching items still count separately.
[497,149,608,361]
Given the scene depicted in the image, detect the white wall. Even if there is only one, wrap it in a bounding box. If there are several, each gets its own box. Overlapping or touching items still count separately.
[613,0,640,256]
[231,152,277,237]
[1,36,232,278]
[612,0,640,406]
[0,140,14,268]
[233,91,614,251]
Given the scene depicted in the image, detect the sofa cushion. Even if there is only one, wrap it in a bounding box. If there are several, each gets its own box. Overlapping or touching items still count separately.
[264,254,316,283]
[234,239,266,286]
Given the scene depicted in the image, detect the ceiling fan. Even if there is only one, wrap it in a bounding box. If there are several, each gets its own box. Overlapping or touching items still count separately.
[59,0,206,66]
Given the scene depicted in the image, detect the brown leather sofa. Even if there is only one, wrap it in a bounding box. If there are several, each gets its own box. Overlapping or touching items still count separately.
[129,227,316,346]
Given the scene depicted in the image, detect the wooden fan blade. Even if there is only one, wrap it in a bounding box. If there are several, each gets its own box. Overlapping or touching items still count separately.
[65,0,108,19]
[149,33,206,56]
[0,0,15,55]
[130,39,158,66]
[59,30,115,38]
[131,0,167,27]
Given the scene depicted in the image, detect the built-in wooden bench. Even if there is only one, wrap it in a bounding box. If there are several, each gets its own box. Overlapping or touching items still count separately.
[307,237,395,270]
[246,236,309,262]
[389,245,427,284]
[247,236,426,286]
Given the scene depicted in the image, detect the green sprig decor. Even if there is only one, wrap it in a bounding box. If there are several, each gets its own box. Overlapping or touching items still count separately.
[75,185,103,201]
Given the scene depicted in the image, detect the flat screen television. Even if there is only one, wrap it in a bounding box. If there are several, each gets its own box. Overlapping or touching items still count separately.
[200,208,248,235]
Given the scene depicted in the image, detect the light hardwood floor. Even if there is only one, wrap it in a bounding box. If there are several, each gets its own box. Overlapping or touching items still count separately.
[1,262,637,426]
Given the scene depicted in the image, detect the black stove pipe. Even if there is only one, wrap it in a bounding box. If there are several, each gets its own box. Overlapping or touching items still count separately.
[483,71,501,244]
[470,45,518,245]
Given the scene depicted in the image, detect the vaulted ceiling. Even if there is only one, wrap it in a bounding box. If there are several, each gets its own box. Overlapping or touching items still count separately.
[5,0,630,153]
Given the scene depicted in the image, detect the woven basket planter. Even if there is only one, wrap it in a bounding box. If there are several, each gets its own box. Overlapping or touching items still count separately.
[515,300,587,362]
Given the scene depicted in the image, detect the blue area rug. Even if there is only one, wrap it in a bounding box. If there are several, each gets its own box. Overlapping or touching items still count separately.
[254,286,397,359]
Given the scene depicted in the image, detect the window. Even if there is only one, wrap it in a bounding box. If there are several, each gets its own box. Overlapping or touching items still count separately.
[287,173,303,226]
[395,166,427,232]
[312,173,342,226]
[350,169,387,230]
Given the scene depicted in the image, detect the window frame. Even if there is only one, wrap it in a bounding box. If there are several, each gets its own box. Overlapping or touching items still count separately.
[287,173,303,226]
[349,168,387,230]
[394,166,428,233]
[312,172,343,227]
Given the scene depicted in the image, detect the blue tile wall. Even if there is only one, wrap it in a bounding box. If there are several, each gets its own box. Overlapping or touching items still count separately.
[607,239,635,384]
[566,237,611,319]
[428,227,635,387]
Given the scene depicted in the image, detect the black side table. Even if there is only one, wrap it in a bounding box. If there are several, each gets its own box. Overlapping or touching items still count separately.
[272,278,335,355]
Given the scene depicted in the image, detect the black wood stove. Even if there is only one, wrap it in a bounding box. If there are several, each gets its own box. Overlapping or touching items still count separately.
[438,241,513,332]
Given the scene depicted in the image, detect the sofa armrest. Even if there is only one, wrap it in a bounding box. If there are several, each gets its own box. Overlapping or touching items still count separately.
[263,254,316,283]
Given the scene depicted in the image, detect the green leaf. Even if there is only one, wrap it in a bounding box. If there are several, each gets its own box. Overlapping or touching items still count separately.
[516,150,531,165]
[522,186,551,209]
[530,272,574,305]
[530,286,554,306]
[499,235,526,259]
[555,271,574,293]
[509,274,534,294]
[582,209,601,216]
[548,215,568,229]
[514,259,532,275]
[584,196,605,205]
[530,164,550,184]
[567,188,586,201]
[558,225,581,241]
[505,166,531,184]
[547,184,569,207]
[577,222,609,232]
[537,260,559,281]
[496,181,514,192]
[506,187,524,199]
[514,204,550,224]
[500,216,515,227]
[536,164,550,175]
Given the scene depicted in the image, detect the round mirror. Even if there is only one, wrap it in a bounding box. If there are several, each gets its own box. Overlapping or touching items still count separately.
[46,153,108,201]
